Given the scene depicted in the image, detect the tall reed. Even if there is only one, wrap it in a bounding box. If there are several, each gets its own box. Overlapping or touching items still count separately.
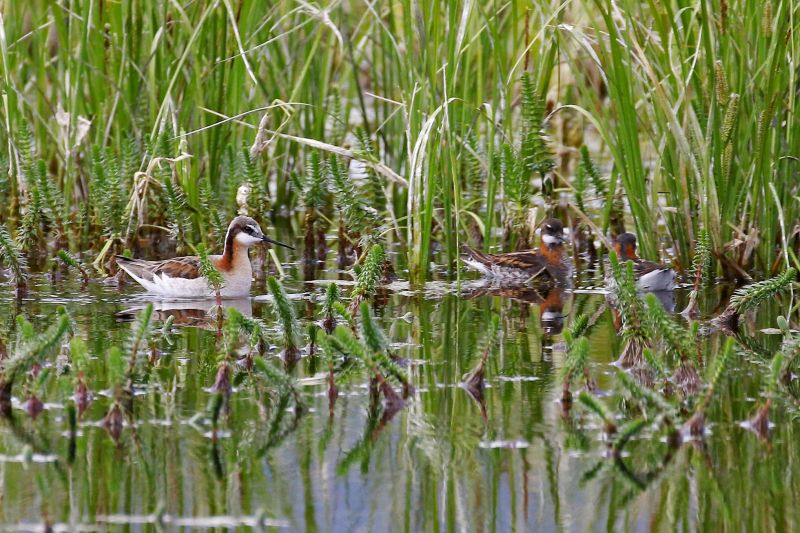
[0,1,795,282]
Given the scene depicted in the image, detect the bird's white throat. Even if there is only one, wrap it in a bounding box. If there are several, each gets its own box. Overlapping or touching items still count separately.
[235,232,263,246]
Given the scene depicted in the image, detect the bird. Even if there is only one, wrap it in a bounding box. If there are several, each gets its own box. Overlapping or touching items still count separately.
[116,216,294,298]
[461,218,572,284]
[610,232,675,291]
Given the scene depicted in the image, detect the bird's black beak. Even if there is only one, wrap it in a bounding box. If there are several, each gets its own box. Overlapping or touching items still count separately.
[262,235,295,250]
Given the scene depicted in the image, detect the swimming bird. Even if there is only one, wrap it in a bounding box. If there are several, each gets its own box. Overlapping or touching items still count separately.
[116,216,294,298]
[461,218,572,284]
[611,232,675,291]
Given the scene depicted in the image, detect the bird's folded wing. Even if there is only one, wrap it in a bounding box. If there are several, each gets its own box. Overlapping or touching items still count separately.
[117,255,202,280]
[486,251,548,270]
[634,260,668,276]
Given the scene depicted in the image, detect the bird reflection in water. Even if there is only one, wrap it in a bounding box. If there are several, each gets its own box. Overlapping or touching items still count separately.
[462,282,567,336]
[116,298,253,327]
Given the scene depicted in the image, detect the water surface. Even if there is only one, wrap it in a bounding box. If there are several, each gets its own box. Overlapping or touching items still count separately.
[0,266,795,532]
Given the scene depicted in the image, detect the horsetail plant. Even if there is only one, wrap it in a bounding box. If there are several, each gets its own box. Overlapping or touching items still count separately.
[197,243,225,308]
[328,155,382,265]
[298,151,328,266]
[0,308,72,415]
[104,345,126,442]
[615,368,678,420]
[318,288,341,415]
[683,338,735,438]
[642,293,693,362]
[359,303,411,396]
[0,223,28,295]
[125,304,154,395]
[321,283,340,334]
[747,353,784,440]
[56,250,90,285]
[163,177,192,253]
[326,324,405,413]
[560,336,591,406]
[241,148,271,222]
[354,130,388,215]
[349,244,385,313]
[498,144,531,248]
[227,307,269,361]
[682,229,713,318]
[462,314,501,408]
[713,268,797,331]
[520,73,555,181]
[267,276,302,364]
[69,336,91,417]
[578,391,617,437]
[209,307,245,432]
[251,356,303,414]
[609,253,649,367]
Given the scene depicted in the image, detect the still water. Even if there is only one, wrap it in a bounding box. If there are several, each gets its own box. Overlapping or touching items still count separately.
[0,262,795,532]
